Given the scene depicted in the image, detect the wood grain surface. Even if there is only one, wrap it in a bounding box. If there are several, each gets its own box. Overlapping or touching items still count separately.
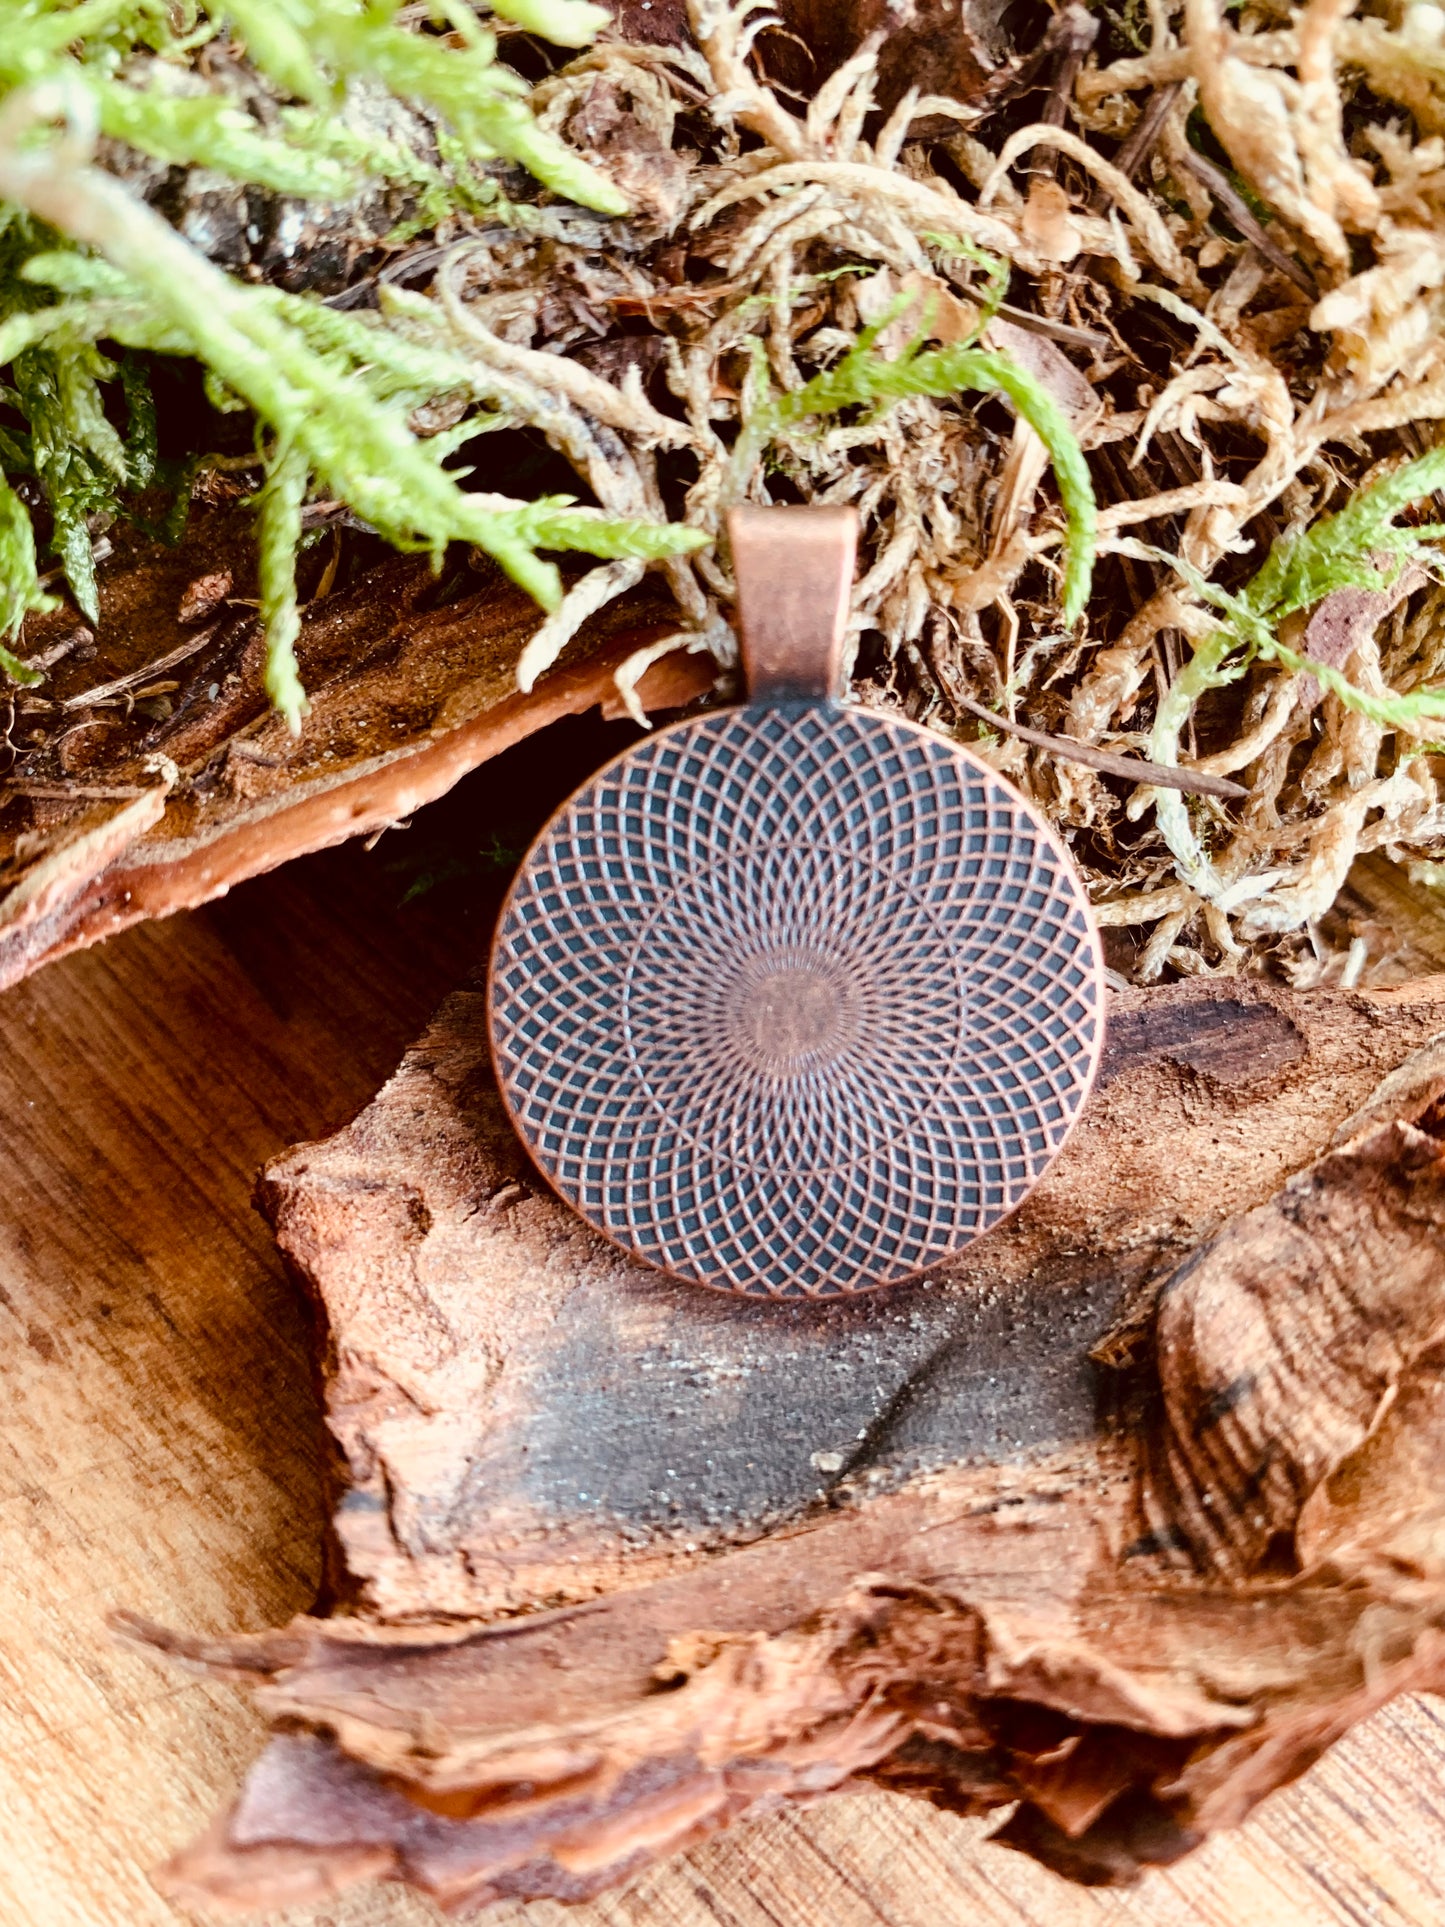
[3,761,1445,1924]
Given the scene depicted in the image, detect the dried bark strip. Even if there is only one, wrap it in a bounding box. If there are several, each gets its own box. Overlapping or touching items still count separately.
[0,514,710,990]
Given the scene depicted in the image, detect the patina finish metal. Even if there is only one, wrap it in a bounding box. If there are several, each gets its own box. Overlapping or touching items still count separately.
[488,506,1105,1297]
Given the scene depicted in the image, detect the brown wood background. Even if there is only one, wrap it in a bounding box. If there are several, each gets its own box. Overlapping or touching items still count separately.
[4,820,1445,1925]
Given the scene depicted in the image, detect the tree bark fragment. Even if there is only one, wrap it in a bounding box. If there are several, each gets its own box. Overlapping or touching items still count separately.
[0,513,708,990]
[120,974,1445,1912]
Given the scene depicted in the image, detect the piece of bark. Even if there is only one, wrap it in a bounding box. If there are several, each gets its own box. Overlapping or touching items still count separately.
[124,974,1445,1911]
[1147,1096,1445,1577]
[0,510,710,991]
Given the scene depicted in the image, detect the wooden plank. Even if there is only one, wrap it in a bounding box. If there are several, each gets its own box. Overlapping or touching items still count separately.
[1,804,1444,1923]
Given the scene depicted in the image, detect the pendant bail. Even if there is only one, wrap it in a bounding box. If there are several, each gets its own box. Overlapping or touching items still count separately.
[727,504,857,705]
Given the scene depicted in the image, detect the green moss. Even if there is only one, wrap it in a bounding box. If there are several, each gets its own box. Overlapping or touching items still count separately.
[0,478,53,678]
[0,1,704,726]
[732,302,1097,624]
[1175,445,1445,735]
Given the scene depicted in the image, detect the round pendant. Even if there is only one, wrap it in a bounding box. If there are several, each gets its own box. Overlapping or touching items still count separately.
[488,508,1105,1297]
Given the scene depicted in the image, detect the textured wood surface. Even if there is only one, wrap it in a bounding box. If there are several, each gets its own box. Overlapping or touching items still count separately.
[137,970,1445,1910]
[0,508,711,992]
[253,978,1432,1626]
[4,789,1445,1922]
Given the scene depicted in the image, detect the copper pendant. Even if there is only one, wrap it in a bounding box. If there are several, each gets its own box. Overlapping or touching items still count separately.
[488,506,1105,1298]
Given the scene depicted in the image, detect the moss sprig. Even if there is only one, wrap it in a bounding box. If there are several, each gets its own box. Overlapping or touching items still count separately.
[1178,447,1445,736]
[731,306,1097,623]
[0,2,707,726]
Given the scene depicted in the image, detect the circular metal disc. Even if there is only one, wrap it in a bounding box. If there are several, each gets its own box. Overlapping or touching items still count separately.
[488,702,1105,1298]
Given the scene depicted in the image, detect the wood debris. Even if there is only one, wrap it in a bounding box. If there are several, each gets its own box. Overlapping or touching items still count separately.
[6,0,1445,985]
[118,974,1445,1910]
[0,506,714,989]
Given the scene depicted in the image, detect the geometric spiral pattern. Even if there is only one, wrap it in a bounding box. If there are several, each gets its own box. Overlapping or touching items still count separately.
[488,702,1105,1297]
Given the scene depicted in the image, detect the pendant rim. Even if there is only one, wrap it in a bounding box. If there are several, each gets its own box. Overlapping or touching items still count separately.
[486,695,1108,1299]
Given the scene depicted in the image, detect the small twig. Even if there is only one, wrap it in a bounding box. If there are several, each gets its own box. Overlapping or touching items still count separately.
[995,304,1110,353]
[35,537,113,596]
[1154,428,1204,489]
[1042,8,1099,131]
[1112,81,1183,180]
[324,239,473,312]
[300,500,378,534]
[981,5,1096,114]
[60,624,224,710]
[977,37,1055,110]
[51,717,120,756]
[924,639,1247,800]
[1086,82,1181,215]
[13,626,94,679]
[1173,149,1318,299]
[1027,7,1100,182]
